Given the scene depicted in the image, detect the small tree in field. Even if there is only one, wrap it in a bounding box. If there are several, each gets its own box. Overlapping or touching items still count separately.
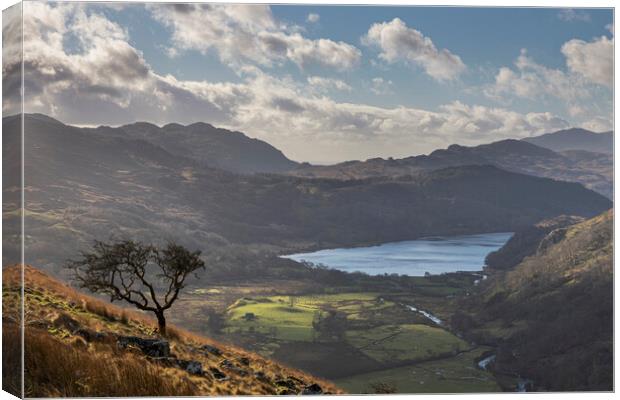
[68,240,205,335]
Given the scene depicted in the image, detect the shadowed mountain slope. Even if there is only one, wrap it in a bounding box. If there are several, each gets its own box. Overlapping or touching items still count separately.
[453,210,613,391]
[3,114,612,274]
[91,119,299,174]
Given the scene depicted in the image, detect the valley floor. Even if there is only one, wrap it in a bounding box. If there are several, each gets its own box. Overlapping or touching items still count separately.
[168,272,503,394]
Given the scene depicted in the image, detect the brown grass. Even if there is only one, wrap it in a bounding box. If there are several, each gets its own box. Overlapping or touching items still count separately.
[3,265,343,396]
[2,326,22,397]
[4,325,198,397]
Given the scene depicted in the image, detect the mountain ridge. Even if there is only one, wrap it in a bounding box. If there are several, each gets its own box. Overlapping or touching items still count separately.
[522,128,613,154]
[3,114,612,273]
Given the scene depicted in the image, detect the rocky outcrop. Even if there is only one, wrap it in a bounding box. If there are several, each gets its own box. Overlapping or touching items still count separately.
[117,336,170,358]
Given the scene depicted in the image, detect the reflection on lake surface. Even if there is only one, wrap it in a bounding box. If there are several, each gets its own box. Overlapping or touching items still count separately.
[282,232,513,276]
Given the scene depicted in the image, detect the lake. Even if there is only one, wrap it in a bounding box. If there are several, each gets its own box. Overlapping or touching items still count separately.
[282,232,513,276]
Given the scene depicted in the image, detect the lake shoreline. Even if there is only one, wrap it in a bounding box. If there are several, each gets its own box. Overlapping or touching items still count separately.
[281,232,513,277]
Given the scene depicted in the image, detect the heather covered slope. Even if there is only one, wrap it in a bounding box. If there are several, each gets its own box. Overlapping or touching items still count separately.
[2,265,340,397]
[452,210,613,391]
[3,114,612,272]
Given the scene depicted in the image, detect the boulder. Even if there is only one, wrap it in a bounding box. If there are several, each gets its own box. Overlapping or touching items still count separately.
[177,359,203,375]
[302,383,323,395]
[209,367,227,381]
[275,379,297,390]
[220,359,248,376]
[254,371,270,383]
[117,336,170,358]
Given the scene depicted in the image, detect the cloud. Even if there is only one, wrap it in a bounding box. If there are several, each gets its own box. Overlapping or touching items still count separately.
[149,4,360,71]
[363,18,466,81]
[557,9,591,22]
[485,49,588,101]
[561,34,613,87]
[14,3,572,164]
[370,77,393,95]
[307,13,320,23]
[307,76,352,92]
[580,116,613,132]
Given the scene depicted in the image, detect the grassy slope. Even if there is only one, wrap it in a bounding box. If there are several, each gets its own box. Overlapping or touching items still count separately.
[458,210,613,391]
[2,265,341,397]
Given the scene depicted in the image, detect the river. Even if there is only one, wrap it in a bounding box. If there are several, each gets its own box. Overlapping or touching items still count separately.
[282,232,513,276]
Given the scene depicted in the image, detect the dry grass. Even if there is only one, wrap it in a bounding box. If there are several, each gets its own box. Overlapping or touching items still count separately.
[2,265,343,396]
[2,325,198,397]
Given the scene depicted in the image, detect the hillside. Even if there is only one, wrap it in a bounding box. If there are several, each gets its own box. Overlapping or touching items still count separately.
[91,118,298,174]
[2,265,340,397]
[523,128,613,154]
[291,139,612,198]
[452,210,613,391]
[3,114,612,273]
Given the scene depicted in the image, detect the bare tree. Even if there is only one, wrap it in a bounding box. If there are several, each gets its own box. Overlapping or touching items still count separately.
[68,240,205,335]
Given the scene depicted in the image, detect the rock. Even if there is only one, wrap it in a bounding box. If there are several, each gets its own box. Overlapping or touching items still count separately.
[302,383,323,395]
[117,336,170,357]
[220,359,248,376]
[177,359,203,375]
[201,344,222,356]
[209,367,227,381]
[275,379,297,390]
[254,371,270,383]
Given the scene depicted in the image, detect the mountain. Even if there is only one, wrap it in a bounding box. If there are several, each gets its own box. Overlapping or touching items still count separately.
[523,128,613,154]
[2,265,339,397]
[290,139,612,199]
[452,210,613,391]
[91,118,299,174]
[3,114,612,273]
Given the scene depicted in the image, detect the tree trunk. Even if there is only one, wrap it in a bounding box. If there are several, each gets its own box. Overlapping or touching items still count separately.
[155,310,166,336]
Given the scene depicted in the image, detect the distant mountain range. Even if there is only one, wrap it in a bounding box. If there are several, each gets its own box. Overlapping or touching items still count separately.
[292,136,612,198]
[522,128,612,154]
[3,114,612,272]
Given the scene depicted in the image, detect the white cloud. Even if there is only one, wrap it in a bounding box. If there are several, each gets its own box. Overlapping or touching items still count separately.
[149,4,360,71]
[307,13,320,23]
[580,116,613,132]
[307,76,352,92]
[14,3,573,164]
[370,77,393,95]
[562,34,613,87]
[557,9,591,22]
[362,18,466,82]
[485,49,587,101]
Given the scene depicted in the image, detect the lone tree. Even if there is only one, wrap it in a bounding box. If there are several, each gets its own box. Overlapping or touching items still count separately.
[68,240,205,335]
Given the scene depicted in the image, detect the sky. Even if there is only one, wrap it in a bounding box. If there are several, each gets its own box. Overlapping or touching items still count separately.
[2,2,614,163]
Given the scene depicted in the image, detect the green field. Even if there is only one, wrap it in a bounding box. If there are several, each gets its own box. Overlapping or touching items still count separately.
[346,323,470,363]
[335,347,501,394]
[194,278,501,393]
[224,292,473,365]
